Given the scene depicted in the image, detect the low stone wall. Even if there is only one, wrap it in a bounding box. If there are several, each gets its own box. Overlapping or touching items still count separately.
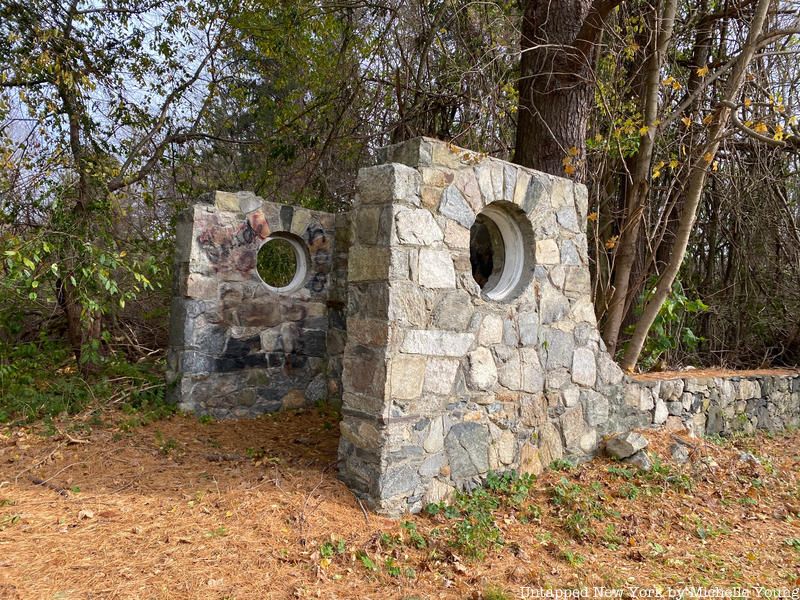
[167,192,348,418]
[632,372,800,436]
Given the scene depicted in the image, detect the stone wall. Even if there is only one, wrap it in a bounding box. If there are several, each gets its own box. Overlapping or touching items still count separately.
[167,192,348,418]
[632,373,800,436]
[337,138,627,515]
[167,138,800,518]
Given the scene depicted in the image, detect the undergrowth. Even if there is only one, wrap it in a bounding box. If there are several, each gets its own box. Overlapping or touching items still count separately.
[425,471,536,559]
[550,478,618,541]
[607,455,694,495]
[0,336,170,426]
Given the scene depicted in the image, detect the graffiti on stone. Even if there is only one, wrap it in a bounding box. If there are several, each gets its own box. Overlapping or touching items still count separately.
[196,210,271,275]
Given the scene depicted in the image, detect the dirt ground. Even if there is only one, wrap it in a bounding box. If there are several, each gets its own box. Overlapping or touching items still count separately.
[1,405,800,599]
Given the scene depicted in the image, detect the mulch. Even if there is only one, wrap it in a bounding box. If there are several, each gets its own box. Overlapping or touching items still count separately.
[632,367,799,381]
[1,405,799,598]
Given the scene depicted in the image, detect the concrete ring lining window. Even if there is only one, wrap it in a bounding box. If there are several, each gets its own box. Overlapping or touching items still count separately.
[256,232,310,293]
[470,202,534,301]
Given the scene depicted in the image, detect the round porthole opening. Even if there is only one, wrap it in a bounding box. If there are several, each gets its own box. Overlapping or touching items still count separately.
[469,203,532,301]
[256,233,309,293]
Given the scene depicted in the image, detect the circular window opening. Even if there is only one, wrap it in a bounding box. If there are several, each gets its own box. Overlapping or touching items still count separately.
[256,233,309,293]
[469,203,532,301]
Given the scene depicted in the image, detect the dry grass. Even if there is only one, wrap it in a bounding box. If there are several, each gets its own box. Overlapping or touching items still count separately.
[1,405,799,599]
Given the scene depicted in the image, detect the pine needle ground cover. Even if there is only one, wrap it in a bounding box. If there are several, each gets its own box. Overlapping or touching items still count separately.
[1,404,799,598]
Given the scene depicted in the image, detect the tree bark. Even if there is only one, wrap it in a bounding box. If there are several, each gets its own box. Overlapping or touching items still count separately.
[620,0,772,371]
[514,0,622,181]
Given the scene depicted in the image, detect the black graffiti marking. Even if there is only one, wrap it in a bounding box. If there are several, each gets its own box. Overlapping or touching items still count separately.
[306,226,327,246]
[308,272,327,292]
[198,218,260,265]
[240,221,256,245]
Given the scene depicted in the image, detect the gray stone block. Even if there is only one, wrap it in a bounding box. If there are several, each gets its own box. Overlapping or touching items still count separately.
[571,348,597,387]
[445,422,490,480]
[439,184,475,228]
[430,290,474,331]
[400,330,474,357]
[605,432,648,459]
[543,328,574,369]
[395,208,443,246]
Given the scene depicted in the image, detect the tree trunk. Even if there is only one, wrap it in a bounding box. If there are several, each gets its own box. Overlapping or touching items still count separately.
[620,0,772,371]
[514,0,622,181]
[602,0,678,355]
[56,276,85,365]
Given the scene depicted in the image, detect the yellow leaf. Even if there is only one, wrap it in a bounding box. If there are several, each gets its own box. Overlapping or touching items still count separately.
[754,122,768,134]
[703,114,714,125]
[320,557,332,569]
[774,125,784,141]
[672,80,682,91]
[564,163,576,176]
[744,120,753,128]
[662,76,673,86]
[681,116,692,127]
[696,65,709,77]
[744,97,752,108]
[669,159,679,169]
[703,151,714,164]
[652,170,661,179]
[639,126,650,136]
[567,146,580,157]
[712,160,719,171]
[587,212,598,222]
[594,133,604,142]
[604,235,619,250]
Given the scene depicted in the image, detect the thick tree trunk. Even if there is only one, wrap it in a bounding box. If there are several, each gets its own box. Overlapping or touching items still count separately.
[514,0,621,181]
[620,0,772,371]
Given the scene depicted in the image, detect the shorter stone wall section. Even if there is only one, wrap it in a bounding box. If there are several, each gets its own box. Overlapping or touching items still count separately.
[632,373,800,436]
[167,191,348,418]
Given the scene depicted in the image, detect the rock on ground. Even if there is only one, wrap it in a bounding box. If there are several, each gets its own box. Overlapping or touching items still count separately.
[605,431,649,459]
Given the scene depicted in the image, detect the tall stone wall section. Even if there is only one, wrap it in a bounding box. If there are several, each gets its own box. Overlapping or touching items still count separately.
[167,192,348,418]
[337,138,627,515]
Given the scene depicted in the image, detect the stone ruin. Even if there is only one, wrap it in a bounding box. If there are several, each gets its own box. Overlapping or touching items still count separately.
[168,137,800,515]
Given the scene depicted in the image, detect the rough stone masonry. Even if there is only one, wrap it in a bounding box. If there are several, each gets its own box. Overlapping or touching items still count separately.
[168,137,800,515]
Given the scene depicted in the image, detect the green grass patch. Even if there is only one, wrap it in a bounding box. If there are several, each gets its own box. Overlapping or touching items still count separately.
[425,470,536,559]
